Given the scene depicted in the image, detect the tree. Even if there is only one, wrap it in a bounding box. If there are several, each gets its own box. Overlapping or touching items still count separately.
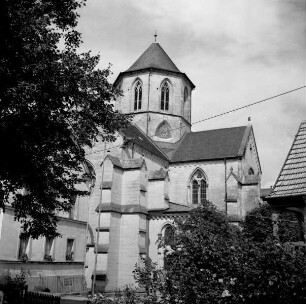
[0,0,130,238]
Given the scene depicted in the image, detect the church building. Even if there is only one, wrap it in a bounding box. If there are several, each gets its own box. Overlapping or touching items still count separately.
[84,41,262,291]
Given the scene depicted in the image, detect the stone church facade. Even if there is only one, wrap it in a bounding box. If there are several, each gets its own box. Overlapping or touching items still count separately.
[84,42,262,291]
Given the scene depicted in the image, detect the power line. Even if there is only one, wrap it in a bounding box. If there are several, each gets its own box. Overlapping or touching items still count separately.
[192,86,306,126]
[85,85,306,156]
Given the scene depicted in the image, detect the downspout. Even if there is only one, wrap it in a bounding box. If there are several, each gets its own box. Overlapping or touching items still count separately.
[146,70,152,135]
[92,141,106,295]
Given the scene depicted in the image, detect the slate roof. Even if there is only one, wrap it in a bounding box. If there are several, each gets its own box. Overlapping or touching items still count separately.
[113,43,195,89]
[171,126,250,163]
[120,124,168,162]
[126,43,181,73]
[269,121,306,198]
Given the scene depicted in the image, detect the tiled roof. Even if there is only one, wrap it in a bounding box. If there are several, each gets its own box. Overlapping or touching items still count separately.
[120,124,168,162]
[126,43,181,73]
[269,121,306,198]
[171,126,250,162]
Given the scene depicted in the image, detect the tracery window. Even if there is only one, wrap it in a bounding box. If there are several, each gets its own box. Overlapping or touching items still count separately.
[134,81,142,111]
[161,82,169,111]
[191,170,207,204]
[155,120,171,139]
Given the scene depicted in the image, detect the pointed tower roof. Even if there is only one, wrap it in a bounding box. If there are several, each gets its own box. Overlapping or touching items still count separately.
[126,43,181,73]
[113,42,195,89]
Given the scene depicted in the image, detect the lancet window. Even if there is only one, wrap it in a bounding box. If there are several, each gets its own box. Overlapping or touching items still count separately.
[161,82,169,111]
[134,81,142,111]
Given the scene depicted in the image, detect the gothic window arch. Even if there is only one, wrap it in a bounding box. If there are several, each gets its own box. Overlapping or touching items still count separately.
[160,81,170,111]
[190,169,207,204]
[134,80,142,111]
[248,167,254,175]
[155,120,171,139]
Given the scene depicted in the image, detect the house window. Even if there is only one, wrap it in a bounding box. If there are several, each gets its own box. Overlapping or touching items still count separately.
[161,82,169,111]
[66,238,74,261]
[191,170,207,204]
[18,234,29,261]
[134,81,142,111]
[44,237,54,261]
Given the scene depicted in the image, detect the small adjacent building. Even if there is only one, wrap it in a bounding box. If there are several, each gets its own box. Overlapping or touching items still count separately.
[267,120,306,241]
[0,190,89,293]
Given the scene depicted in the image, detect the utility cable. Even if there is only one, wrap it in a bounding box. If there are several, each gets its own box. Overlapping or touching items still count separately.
[85,85,306,155]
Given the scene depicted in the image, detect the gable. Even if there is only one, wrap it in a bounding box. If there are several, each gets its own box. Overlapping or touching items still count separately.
[242,128,262,175]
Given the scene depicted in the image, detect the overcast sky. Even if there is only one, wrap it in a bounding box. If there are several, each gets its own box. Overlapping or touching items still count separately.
[77,0,306,188]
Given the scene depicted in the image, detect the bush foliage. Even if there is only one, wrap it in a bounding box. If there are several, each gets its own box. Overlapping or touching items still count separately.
[133,202,306,304]
[0,270,27,304]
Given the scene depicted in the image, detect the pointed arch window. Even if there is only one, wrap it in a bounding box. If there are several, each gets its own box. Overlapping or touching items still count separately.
[191,170,207,204]
[248,167,254,175]
[134,81,142,111]
[163,225,174,270]
[161,82,169,111]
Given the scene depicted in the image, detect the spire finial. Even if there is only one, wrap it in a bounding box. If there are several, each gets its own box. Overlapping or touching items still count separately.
[154,30,157,42]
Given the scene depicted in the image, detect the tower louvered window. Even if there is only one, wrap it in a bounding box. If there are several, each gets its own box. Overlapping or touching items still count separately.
[134,81,142,110]
[161,82,169,111]
[191,170,207,204]
[184,87,188,102]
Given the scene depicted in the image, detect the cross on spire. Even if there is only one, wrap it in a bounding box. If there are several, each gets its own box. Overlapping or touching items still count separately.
[154,31,157,42]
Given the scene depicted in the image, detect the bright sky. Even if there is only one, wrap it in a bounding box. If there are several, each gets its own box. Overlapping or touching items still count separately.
[77,0,306,188]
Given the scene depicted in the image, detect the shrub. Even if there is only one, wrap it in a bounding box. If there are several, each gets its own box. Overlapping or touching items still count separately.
[132,202,306,304]
[0,270,27,304]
